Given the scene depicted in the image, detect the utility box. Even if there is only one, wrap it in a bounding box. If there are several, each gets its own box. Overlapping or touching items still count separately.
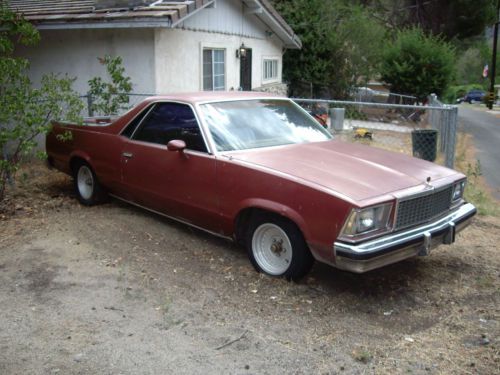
[330,108,345,131]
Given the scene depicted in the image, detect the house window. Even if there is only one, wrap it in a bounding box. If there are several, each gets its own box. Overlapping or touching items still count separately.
[203,49,225,91]
[263,59,278,81]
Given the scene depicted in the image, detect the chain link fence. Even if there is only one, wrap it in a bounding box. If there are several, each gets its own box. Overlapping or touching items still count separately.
[79,92,155,118]
[293,95,458,168]
[78,91,458,168]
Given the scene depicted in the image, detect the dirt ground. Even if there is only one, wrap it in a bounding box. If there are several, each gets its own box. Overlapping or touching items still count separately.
[0,163,498,375]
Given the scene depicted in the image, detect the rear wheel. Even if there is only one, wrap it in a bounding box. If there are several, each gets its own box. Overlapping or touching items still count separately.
[73,162,106,206]
[246,213,314,280]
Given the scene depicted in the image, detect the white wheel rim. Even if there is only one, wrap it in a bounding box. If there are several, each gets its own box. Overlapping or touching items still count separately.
[252,223,292,275]
[77,165,94,200]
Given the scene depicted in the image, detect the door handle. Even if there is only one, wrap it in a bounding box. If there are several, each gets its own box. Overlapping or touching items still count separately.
[122,152,133,158]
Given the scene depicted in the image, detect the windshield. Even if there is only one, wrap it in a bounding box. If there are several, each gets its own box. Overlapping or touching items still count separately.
[198,99,332,151]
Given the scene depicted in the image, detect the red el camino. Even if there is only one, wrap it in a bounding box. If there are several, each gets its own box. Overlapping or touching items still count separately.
[46,92,476,279]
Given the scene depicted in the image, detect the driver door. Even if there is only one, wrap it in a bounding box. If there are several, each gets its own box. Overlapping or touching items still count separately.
[120,102,220,232]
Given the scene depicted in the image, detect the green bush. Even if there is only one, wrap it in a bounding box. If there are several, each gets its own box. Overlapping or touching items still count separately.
[381,28,455,101]
[88,55,132,116]
[1,4,82,201]
[273,0,386,98]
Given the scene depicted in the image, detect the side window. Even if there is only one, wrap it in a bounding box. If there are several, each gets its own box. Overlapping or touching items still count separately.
[132,103,207,152]
[121,104,154,138]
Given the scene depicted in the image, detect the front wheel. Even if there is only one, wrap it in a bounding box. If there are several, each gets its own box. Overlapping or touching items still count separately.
[74,162,107,206]
[246,214,314,280]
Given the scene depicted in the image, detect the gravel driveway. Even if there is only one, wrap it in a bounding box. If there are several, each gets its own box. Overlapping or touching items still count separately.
[0,165,498,374]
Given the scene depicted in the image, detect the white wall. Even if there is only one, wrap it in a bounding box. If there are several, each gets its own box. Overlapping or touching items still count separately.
[180,0,268,39]
[16,28,156,95]
[14,0,286,97]
[154,28,283,93]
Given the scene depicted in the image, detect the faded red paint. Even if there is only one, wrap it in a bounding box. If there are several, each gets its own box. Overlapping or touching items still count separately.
[46,93,466,266]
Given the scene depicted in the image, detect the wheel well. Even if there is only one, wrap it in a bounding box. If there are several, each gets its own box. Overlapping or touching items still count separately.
[70,157,87,175]
[234,207,301,246]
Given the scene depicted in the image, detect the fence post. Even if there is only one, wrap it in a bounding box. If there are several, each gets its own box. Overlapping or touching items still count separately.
[87,91,93,117]
[440,109,448,153]
[445,106,458,169]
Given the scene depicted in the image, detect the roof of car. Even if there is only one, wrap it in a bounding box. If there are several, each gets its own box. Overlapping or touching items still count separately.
[143,91,286,104]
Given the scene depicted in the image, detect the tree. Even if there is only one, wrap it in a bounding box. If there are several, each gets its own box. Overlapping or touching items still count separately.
[0,4,83,201]
[455,42,491,85]
[272,0,386,98]
[88,55,133,116]
[364,0,497,41]
[380,27,455,101]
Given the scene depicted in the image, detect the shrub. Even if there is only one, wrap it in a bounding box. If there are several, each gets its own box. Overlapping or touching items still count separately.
[381,28,455,101]
[88,55,132,116]
[0,4,82,201]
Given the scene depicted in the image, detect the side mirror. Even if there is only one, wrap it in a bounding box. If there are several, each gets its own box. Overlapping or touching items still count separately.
[167,139,186,152]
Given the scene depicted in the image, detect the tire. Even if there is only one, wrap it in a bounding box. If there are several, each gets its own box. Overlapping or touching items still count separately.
[73,161,107,206]
[246,213,314,280]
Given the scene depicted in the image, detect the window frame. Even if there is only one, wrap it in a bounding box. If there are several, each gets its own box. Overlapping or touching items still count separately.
[203,48,226,92]
[121,100,213,154]
[262,58,279,82]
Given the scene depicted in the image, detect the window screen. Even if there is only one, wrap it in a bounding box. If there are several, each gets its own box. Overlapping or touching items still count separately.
[263,59,278,80]
[203,49,225,91]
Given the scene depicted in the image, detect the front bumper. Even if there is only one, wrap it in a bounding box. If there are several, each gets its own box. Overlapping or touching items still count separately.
[333,203,477,273]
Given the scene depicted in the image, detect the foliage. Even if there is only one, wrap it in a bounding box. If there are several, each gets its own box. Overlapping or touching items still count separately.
[380,28,455,101]
[272,0,386,98]
[88,55,133,116]
[0,3,39,54]
[454,42,490,86]
[0,4,83,201]
[364,0,497,41]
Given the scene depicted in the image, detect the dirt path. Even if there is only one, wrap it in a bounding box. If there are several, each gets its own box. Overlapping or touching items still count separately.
[0,166,498,374]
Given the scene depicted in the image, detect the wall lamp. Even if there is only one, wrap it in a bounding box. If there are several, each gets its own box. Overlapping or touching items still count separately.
[236,43,247,59]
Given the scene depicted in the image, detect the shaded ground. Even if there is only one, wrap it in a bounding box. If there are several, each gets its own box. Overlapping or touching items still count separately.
[0,164,499,374]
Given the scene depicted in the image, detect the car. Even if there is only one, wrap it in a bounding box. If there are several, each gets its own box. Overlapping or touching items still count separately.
[351,87,390,103]
[46,92,476,280]
[460,89,486,104]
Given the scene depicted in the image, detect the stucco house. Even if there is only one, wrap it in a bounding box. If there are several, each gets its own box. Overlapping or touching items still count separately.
[8,0,301,97]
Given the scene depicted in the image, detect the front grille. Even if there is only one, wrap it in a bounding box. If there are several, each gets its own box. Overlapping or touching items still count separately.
[395,185,453,230]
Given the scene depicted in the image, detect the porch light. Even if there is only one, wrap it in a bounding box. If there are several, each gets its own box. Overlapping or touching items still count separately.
[236,43,247,58]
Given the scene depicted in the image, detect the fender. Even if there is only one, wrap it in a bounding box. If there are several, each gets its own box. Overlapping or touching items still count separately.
[69,150,93,172]
[234,198,311,240]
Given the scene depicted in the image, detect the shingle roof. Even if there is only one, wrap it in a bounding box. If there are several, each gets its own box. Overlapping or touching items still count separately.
[6,0,204,25]
[5,0,301,48]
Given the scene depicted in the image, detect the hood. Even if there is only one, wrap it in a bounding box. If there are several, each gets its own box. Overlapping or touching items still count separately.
[224,140,459,202]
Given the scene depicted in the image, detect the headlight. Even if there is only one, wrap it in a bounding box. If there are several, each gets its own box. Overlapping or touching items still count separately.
[341,203,393,238]
[452,180,466,202]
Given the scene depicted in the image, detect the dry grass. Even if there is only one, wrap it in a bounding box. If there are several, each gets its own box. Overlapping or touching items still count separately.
[0,139,498,374]
[453,132,500,216]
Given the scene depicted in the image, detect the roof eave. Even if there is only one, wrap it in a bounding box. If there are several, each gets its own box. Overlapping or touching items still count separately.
[30,19,172,30]
[253,0,301,49]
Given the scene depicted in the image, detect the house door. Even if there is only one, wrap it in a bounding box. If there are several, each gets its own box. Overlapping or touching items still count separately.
[240,48,252,91]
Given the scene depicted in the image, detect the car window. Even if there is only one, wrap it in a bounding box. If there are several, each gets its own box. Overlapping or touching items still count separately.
[121,104,155,138]
[199,99,332,152]
[132,102,207,152]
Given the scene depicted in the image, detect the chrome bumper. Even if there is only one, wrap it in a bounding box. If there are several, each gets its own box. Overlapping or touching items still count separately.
[333,203,477,273]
